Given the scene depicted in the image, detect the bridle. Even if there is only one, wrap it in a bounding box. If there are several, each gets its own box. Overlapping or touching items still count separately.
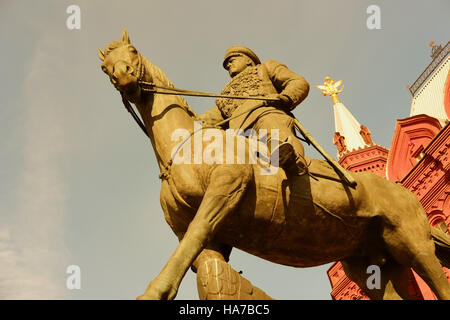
[119,51,150,138]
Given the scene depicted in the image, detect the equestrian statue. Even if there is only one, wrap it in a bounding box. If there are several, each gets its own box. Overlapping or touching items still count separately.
[98,30,450,300]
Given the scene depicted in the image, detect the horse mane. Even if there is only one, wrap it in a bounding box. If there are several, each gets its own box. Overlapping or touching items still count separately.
[143,58,197,118]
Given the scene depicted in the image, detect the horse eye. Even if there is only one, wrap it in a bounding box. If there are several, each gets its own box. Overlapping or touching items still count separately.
[128,46,137,53]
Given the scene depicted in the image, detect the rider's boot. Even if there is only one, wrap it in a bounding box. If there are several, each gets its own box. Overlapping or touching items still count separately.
[270,136,307,175]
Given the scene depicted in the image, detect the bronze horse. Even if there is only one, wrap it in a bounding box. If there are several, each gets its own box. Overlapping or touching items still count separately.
[99,30,450,300]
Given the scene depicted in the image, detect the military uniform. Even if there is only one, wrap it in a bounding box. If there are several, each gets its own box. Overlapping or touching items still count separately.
[198,46,310,172]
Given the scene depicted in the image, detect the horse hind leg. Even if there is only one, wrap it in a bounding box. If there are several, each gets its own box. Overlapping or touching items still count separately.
[342,255,415,300]
[381,211,450,300]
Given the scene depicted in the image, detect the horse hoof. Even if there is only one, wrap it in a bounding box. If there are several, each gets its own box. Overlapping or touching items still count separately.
[136,293,154,300]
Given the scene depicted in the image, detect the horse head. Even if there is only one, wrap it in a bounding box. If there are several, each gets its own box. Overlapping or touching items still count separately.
[98,29,145,100]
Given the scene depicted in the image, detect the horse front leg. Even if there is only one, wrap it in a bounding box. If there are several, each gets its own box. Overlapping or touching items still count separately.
[137,165,252,300]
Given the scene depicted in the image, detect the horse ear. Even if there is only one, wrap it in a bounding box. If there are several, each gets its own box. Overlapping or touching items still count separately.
[98,48,105,61]
[122,29,130,44]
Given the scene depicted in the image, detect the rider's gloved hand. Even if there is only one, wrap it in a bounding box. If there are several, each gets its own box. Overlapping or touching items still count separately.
[266,93,293,111]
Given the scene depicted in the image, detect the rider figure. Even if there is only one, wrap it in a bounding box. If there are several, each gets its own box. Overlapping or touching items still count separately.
[198,46,310,174]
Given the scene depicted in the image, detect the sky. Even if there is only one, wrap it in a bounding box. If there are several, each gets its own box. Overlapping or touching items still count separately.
[0,0,449,300]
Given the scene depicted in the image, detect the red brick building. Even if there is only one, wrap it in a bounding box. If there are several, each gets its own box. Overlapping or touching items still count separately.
[325,41,450,300]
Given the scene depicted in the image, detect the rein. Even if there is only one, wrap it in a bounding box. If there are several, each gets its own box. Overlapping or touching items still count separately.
[119,51,277,138]
[118,53,357,187]
[120,92,149,137]
[119,81,271,139]
[138,80,280,102]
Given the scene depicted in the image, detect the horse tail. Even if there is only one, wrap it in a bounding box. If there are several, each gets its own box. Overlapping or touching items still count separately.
[430,226,450,268]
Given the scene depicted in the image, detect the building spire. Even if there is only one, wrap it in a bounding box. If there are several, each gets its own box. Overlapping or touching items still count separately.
[317,76,374,157]
[317,76,343,105]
